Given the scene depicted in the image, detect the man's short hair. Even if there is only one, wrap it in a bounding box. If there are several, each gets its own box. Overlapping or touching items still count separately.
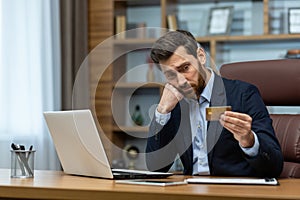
[150,30,198,64]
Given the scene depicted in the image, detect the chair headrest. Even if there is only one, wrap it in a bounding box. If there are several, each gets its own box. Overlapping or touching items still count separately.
[220,59,300,106]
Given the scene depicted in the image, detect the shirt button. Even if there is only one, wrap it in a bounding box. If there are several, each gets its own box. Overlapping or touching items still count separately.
[199,153,206,158]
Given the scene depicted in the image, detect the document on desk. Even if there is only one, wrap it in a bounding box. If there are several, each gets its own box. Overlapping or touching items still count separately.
[115,180,188,186]
[186,177,278,186]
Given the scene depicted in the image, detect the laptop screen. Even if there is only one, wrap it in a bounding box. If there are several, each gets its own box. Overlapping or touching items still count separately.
[44,110,114,178]
[44,109,172,179]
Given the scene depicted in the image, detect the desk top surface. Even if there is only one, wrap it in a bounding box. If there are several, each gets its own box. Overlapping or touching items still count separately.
[0,169,299,200]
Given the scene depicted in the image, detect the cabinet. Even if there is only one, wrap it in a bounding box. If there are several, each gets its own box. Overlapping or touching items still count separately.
[88,0,300,169]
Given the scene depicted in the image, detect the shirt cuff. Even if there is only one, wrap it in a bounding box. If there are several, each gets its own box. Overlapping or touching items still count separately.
[155,108,171,126]
[240,131,260,157]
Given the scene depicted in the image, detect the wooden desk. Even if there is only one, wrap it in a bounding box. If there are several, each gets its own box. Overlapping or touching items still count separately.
[0,169,299,200]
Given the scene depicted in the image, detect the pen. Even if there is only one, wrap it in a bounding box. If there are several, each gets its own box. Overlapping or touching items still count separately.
[11,143,26,176]
[11,143,33,176]
[27,145,33,161]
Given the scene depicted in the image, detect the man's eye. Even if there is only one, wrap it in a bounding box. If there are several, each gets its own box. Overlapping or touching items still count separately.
[179,65,189,72]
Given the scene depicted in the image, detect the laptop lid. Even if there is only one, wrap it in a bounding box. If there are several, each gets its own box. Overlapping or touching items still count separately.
[44,110,114,179]
[43,109,172,179]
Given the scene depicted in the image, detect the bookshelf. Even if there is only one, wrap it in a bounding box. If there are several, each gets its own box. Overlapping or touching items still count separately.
[88,0,300,168]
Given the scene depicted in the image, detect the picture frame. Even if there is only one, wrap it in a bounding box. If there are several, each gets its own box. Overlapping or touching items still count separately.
[207,6,234,35]
[288,8,300,34]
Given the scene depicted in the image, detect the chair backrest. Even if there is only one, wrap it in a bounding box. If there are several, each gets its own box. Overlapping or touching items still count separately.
[270,114,300,178]
[220,59,300,178]
[220,59,300,106]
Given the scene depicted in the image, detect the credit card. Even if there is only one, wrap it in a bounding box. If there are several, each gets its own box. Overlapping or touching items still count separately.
[206,106,232,121]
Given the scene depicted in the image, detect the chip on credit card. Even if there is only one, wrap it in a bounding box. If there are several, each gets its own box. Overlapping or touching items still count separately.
[206,106,232,121]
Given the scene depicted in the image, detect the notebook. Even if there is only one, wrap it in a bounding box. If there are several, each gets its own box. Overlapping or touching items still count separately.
[43,109,172,179]
[186,177,278,185]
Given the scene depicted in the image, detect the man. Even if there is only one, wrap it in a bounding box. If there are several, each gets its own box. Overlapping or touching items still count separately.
[145,30,283,177]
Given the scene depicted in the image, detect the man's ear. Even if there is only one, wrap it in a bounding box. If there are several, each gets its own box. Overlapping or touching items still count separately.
[197,47,206,65]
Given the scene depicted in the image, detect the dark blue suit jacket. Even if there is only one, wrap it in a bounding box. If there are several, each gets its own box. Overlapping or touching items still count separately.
[146,75,283,177]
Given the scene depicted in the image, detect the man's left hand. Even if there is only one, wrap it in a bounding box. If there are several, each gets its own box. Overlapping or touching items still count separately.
[219,111,254,148]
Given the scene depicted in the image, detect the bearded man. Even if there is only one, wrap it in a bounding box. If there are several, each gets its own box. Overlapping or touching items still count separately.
[145,30,283,178]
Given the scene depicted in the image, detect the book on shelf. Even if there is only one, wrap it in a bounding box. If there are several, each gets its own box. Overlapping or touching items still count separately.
[126,22,147,38]
[167,14,178,30]
[115,15,126,39]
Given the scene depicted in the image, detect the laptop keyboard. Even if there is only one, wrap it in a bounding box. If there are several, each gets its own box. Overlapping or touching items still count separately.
[112,171,148,179]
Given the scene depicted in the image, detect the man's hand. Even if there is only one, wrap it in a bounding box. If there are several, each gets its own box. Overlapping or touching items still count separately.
[219,111,254,148]
[157,83,184,114]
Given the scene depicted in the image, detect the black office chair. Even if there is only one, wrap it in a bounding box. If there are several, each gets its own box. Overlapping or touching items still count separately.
[220,59,300,178]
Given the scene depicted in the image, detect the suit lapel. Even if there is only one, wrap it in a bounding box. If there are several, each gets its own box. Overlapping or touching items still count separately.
[177,100,193,173]
[207,75,227,155]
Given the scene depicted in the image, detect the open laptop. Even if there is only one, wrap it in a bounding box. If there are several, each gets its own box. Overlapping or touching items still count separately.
[43,109,172,179]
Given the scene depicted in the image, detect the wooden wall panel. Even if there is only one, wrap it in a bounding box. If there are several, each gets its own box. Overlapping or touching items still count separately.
[88,0,114,158]
[88,0,113,50]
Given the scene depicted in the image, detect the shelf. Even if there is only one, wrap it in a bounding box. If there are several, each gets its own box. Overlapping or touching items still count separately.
[113,38,157,49]
[114,0,161,7]
[114,38,156,44]
[174,0,254,3]
[113,34,300,65]
[114,34,300,45]
[113,82,164,89]
[113,125,149,132]
[197,34,300,43]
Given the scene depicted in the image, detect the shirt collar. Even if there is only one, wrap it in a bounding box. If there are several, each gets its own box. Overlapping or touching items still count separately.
[200,68,214,104]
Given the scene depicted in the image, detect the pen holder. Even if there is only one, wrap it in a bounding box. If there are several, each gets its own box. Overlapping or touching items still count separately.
[10,149,35,178]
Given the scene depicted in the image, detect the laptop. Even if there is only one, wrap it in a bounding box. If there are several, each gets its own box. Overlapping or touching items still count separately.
[43,109,172,179]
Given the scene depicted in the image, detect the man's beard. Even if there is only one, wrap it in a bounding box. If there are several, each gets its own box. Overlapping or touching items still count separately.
[183,61,207,99]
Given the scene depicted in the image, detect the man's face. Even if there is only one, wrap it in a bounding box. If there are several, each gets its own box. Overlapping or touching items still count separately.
[160,46,207,99]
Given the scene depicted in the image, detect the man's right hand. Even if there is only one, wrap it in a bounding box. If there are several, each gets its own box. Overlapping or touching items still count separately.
[157,83,184,114]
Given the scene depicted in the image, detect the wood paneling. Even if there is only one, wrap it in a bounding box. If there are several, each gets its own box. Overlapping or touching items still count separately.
[88,0,114,160]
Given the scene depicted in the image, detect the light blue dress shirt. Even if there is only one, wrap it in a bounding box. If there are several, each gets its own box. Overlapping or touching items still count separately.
[155,70,260,175]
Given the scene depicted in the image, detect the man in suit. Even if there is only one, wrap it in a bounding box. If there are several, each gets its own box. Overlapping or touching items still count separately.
[145,30,283,177]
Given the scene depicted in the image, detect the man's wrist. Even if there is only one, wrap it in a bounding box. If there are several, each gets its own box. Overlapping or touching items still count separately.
[157,104,169,114]
[240,131,255,148]
[155,107,171,126]
[240,131,259,157]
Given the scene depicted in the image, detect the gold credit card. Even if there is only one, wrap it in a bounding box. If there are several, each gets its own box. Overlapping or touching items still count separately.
[206,106,232,121]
